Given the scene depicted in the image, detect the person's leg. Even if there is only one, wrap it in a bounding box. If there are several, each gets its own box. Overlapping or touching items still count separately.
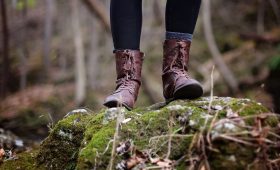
[165,0,201,41]
[110,0,142,50]
[162,0,203,102]
[104,0,144,110]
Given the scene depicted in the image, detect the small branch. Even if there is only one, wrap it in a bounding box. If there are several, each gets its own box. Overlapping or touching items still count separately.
[81,0,111,33]
[202,0,239,93]
[217,134,257,147]
[270,158,280,164]
[166,114,174,159]
[269,0,280,24]
[207,66,215,114]
[268,132,280,140]
[102,139,114,155]
[149,134,193,143]
[240,32,280,44]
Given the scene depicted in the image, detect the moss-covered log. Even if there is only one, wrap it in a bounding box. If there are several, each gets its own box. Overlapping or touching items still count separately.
[1,97,279,170]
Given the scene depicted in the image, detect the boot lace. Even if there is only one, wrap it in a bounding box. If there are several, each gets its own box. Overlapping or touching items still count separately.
[114,51,137,94]
[169,42,190,78]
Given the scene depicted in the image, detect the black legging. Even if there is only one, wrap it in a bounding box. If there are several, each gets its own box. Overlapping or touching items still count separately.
[110,0,201,50]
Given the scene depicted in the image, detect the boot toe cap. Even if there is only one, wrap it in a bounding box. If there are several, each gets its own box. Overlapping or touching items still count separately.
[103,93,134,110]
[174,78,203,99]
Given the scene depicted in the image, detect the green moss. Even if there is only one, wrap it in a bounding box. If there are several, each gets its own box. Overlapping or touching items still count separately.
[0,150,42,170]
[2,97,278,170]
[209,141,256,170]
[36,113,90,170]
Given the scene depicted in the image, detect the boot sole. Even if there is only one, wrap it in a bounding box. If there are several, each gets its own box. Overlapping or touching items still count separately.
[103,100,132,111]
[174,83,203,100]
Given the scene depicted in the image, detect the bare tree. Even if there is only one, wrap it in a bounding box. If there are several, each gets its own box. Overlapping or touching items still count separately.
[88,19,100,89]
[0,0,11,97]
[43,0,54,81]
[257,0,265,34]
[72,0,87,105]
[19,0,29,90]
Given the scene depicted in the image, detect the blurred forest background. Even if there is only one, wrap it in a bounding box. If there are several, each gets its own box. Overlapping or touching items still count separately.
[0,0,280,145]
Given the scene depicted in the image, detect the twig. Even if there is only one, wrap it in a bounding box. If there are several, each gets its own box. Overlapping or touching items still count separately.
[217,134,257,147]
[199,133,211,170]
[206,66,217,147]
[174,155,188,166]
[213,119,252,130]
[202,66,214,130]
[102,139,114,155]
[149,134,193,143]
[47,112,54,130]
[230,113,280,121]
[145,166,165,169]
[206,110,218,147]
[207,66,215,114]
[81,0,111,33]
[166,113,174,159]
[93,151,99,170]
[268,132,280,139]
[270,158,280,164]
[218,131,251,136]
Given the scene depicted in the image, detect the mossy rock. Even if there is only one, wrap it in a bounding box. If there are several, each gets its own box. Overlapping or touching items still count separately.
[1,97,279,170]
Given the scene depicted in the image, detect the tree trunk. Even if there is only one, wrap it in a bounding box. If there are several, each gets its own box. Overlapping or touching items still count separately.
[42,0,54,81]
[257,0,265,34]
[19,0,29,90]
[71,0,86,106]
[88,19,100,90]
[0,0,10,97]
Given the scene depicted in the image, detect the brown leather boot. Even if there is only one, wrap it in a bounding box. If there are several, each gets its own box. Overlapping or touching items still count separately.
[104,50,144,110]
[162,39,203,102]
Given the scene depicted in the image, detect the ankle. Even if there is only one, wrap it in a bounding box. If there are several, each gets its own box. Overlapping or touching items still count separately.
[165,31,193,42]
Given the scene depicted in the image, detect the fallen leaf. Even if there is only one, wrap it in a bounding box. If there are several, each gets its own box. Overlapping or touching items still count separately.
[156,159,173,169]
[212,105,223,111]
[0,148,5,160]
[226,108,239,118]
[122,118,132,124]
[116,140,133,156]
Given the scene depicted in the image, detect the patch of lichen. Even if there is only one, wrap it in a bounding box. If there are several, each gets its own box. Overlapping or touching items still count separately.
[36,113,90,170]
[0,150,42,170]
